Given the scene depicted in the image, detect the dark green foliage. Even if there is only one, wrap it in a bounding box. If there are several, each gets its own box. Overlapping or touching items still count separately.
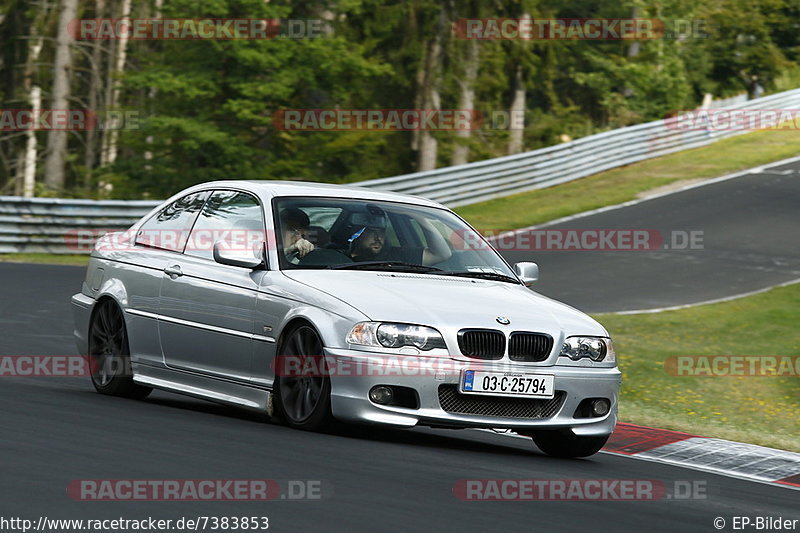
[1,0,798,197]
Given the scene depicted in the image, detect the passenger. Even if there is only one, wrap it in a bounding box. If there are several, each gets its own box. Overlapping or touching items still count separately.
[280,208,315,263]
[348,212,451,265]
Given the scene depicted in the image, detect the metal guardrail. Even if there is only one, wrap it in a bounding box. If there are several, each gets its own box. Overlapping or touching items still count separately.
[2,88,800,253]
[357,88,800,207]
[0,196,159,254]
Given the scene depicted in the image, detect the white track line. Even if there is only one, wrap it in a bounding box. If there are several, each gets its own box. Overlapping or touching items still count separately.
[473,429,800,491]
[487,153,800,237]
[609,278,800,315]
[599,450,800,492]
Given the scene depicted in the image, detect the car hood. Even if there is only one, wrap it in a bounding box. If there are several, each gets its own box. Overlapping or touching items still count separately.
[282,270,607,338]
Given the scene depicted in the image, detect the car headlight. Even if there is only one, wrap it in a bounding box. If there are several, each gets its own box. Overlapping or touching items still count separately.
[560,336,615,363]
[347,322,446,351]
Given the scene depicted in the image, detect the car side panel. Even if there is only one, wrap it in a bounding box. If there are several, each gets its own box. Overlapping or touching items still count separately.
[91,245,173,367]
[159,254,266,380]
[250,273,369,389]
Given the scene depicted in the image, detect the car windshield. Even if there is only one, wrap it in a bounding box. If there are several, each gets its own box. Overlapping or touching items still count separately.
[274,197,518,283]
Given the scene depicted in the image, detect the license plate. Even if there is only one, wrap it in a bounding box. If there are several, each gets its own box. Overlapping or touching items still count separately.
[460,370,554,399]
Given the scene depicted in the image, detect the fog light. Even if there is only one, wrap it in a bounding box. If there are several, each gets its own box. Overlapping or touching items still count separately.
[592,399,611,417]
[369,386,394,405]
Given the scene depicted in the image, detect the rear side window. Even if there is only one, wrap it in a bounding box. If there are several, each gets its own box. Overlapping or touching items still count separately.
[305,207,342,230]
[184,190,264,261]
[135,191,210,252]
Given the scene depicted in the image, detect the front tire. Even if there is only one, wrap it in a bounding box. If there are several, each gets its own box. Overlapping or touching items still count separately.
[273,324,334,431]
[532,430,609,458]
[88,300,152,399]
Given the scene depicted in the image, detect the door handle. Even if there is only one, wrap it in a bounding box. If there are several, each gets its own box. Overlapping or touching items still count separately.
[164,265,183,279]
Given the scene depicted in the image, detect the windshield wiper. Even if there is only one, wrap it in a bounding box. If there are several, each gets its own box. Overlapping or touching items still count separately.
[435,271,521,284]
[329,261,445,273]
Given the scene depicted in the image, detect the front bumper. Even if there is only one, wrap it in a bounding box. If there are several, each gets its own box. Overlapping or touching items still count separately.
[325,348,621,436]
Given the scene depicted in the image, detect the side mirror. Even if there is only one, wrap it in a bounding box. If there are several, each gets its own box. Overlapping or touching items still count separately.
[513,262,539,286]
[213,240,264,269]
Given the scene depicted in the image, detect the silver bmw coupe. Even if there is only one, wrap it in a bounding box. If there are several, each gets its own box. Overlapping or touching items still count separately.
[72,181,620,457]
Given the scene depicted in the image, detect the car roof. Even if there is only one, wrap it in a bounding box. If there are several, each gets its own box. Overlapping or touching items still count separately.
[187,180,445,209]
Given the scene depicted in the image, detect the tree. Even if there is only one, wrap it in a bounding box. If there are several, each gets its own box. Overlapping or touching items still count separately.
[20,1,50,197]
[99,0,130,166]
[43,0,77,191]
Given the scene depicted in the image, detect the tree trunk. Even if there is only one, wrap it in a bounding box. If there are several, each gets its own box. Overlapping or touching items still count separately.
[20,8,47,198]
[43,0,78,191]
[627,7,641,59]
[99,31,117,165]
[23,86,42,197]
[622,7,641,98]
[411,55,425,155]
[144,0,163,166]
[103,0,132,166]
[17,1,51,196]
[507,64,525,154]
[14,150,25,196]
[415,8,446,172]
[84,0,107,186]
[506,10,530,155]
[451,38,479,166]
[416,35,441,171]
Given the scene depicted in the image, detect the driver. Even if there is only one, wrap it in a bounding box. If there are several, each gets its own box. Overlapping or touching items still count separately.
[280,208,315,263]
[347,211,451,265]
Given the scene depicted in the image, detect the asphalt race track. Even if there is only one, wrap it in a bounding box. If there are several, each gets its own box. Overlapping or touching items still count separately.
[1,168,799,532]
[502,161,800,313]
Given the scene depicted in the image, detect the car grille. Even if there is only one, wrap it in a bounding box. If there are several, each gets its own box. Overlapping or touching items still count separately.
[437,385,565,419]
[508,332,554,362]
[457,329,505,360]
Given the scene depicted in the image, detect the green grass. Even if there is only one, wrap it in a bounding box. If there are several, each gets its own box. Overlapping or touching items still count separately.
[0,253,89,265]
[456,127,800,231]
[593,282,800,452]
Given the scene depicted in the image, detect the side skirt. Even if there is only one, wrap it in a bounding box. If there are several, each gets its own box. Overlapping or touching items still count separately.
[132,363,272,414]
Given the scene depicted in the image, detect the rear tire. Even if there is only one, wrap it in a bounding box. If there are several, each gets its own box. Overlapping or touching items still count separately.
[531,430,609,458]
[88,300,152,400]
[273,324,334,432]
